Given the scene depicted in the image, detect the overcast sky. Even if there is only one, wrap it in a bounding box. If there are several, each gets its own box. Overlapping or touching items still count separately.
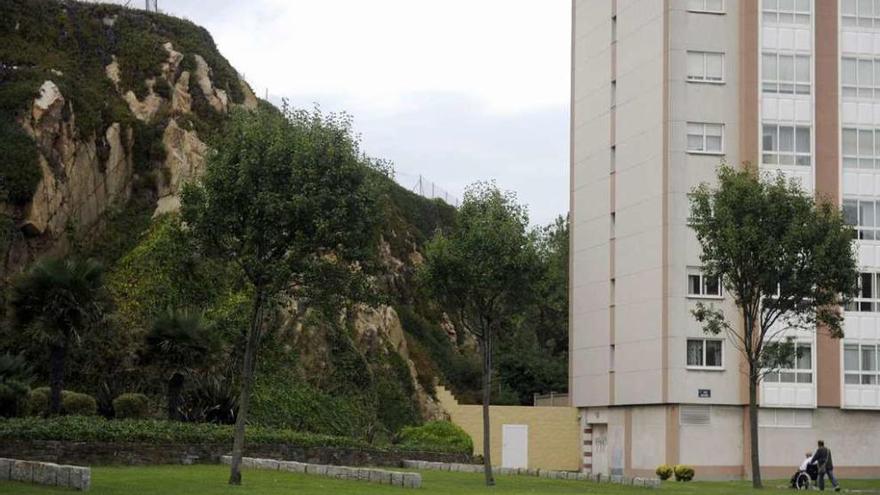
[137,0,571,225]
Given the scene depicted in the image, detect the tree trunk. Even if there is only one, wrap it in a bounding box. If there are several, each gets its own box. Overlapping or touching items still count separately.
[167,372,185,421]
[229,290,266,486]
[481,332,495,486]
[749,365,762,488]
[48,344,66,416]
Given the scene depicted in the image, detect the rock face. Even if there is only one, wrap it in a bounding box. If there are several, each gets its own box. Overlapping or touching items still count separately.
[155,119,208,214]
[352,305,448,421]
[4,33,259,275]
[20,81,133,239]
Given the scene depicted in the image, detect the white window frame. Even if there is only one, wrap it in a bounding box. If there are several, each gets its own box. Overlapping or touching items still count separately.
[764,342,813,384]
[762,123,812,166]
[842,127,880,170]
[687,0,725,14]
[841,0,880,30]
[841,57,880,100]
[686,122,725,155]
[847,272,880,312]
[844,342,880,385]
[843,198,880,240]
[758,408,813,428]
[762,0,811,26]
[687,338,725,370]
[687,270,723,298]
[762,51,811,95]
[687,51,725,84]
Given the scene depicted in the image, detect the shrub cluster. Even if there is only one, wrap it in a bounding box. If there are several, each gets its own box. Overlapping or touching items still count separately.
[655,464,673,481]
[26,388,97,417]
[397,420,473,454]
[673,464,695,482]
[112,393,150,419]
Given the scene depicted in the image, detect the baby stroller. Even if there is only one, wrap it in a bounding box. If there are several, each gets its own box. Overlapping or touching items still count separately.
[791,462,818,490]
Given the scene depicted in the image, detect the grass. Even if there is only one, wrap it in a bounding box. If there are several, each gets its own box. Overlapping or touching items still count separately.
[2,465,880,495]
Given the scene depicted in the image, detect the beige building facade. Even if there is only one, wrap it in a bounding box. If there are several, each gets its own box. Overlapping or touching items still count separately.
[571,0,880,480]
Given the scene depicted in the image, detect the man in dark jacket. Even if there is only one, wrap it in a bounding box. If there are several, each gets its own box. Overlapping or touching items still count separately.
[810,440,840,491]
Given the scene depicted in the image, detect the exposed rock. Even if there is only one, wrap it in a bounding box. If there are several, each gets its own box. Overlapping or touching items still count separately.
[161,42,184,83]
[439,312,457,345]
[105,56,120,89]
[171,71,192,114]
[238,78,259,110]
[102,15,117,27]
[352,305,448,420]
[19,81,133,241]
[156,119,207,214]
[123,78,163,122]
[193,54,228,113]
[32,81,62,121]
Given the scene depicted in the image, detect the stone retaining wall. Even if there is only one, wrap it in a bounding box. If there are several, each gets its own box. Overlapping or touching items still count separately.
[220,455,421,488]
[0,458,90,491]
[401,460,661,489]
[0,440,468,467]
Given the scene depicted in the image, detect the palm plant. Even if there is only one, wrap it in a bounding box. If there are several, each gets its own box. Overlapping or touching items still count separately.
[144,308,215,420]
[9,257,106,415]
[0,352,34,416]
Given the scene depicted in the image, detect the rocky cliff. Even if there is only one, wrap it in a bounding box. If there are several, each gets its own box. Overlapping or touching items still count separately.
[1,0,472,435]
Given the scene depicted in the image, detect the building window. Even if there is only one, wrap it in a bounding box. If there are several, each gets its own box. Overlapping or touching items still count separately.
[762,52,811,95]
[842,57,880,99]
[842,0,880,28]
[687,123,724,154]
[843,198,879,240]
[687,51,724,83]
[847,272,880,312]
[764,342,813,384]
[842,128,880,169]
[758,408,812,428]
[845,343,880,384]
[687,339,723,369]
[687,0,724,13]
[762,0,811,25]
[687,270,722,297]
[762,124,811,166]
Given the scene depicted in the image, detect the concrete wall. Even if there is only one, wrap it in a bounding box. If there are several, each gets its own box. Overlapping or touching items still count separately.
[437,387,581,471]
[585,404,880,480]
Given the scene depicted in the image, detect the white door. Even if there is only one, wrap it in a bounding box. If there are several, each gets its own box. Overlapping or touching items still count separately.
[591,424,609,476]
[502,424,528,469]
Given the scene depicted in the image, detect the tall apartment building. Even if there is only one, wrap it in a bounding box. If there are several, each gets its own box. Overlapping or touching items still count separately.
[571,0,880,480]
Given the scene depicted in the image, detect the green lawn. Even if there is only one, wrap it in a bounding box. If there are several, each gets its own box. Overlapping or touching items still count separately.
[1,465,880,494]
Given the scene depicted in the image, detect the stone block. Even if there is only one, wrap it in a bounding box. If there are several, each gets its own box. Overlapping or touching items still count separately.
[391,472,404,486]
[242,457,257,469]
[68,466,91,491]
[357,468,371,481]
[401,460,418,469]
[324,466,340,479]
[368,469,383,483]
[307,464,327,476]
[33,462,58,486]
[11,460,33,483]
[403,472,421,488]
[280,461,306,473]
[55,465,71,487]
[0,458,11,481]
[219,455,232,465]
[576,472,589,481]
[256,459,279,470]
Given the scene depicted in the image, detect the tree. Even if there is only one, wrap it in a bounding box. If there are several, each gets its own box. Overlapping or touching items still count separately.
[420,182,535,486]
[689,166,858,488]
[181,105,383,485]
[8,257,107,415]
[532,215,569,356]
[144,308,216,421]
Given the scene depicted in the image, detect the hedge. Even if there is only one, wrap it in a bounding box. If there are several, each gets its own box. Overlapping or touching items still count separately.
[0,416,470,454]
[397,421,473,454]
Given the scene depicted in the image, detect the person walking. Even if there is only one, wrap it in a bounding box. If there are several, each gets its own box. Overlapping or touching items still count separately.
[810,440,840,491]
